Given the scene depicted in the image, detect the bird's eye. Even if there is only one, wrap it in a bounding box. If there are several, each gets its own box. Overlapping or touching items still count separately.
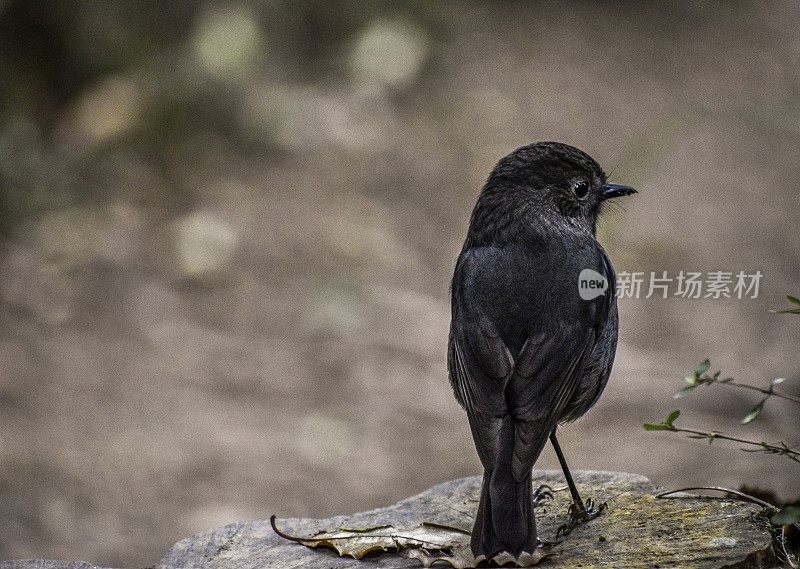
[573,181,590,199]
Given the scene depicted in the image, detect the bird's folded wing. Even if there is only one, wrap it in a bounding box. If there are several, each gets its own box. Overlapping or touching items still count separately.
[448,322,511,468]
[507,325,595,480]
[509,325,596,421]
[448,317,597,474]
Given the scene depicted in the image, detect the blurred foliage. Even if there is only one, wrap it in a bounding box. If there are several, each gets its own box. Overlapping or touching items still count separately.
[0,0,450,234]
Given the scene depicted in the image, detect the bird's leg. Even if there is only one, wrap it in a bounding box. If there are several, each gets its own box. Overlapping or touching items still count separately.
[550,432,607,539]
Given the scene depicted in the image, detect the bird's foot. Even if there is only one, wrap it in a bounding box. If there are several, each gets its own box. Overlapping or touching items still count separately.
[534,537,555,549]
[531,484,554,506]
[579,497,607,521]
[555,498,607,539]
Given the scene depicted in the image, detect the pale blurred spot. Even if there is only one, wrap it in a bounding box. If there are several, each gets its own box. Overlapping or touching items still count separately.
[240,84,390,152]
[74,76,141,145]
[295,413,355,467]
[351,19,429,89]
[306,284,365,336]
[193,5,264,81]
[172,211,239,279]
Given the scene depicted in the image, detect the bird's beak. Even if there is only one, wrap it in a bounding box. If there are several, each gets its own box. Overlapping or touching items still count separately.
[601,182,637,201]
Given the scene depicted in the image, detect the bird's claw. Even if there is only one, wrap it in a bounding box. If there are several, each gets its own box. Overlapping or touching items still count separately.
[535,537,554,549]
[555,498,607,539]
[582,498,607,520]
[532,484,554,506]
[555,518,576,540]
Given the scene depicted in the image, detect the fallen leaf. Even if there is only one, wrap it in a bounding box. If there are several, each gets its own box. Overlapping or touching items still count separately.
[271,515,460,558]
[270,515,553,567]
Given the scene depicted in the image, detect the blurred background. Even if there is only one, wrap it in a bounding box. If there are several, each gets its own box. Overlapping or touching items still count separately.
[1,0,799,566]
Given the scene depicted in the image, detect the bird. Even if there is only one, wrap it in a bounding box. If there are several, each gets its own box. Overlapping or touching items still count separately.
[447,141,636,564]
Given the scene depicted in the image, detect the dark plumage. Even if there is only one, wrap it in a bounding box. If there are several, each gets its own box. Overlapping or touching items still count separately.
[447,142,636,561]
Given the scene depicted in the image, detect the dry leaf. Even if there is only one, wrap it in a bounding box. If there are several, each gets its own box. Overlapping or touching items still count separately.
[270,515,552,567]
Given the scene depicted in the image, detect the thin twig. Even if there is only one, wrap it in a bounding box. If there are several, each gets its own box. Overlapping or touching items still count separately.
[722,379,800,405]
[669,426,800,464]
[655,486,776,509]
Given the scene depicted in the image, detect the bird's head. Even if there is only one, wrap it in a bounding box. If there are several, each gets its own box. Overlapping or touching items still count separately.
[475,141,636,238]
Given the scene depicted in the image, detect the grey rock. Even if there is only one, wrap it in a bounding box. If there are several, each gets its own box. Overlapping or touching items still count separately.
[156,470,776,568]
[0,472,775,569]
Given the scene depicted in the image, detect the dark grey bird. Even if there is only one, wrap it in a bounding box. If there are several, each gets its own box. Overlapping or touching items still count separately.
[447,142,636,563]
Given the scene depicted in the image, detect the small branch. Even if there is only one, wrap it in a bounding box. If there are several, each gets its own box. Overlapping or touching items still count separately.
[669,426,800,464]
[722,379,800,405]
[655,486,776,509]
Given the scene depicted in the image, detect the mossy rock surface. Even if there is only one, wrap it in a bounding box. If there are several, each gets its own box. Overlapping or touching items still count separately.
[155,470,776,568]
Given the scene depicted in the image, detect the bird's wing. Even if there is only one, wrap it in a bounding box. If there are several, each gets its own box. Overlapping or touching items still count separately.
[449,319,596,477]
[448,319,511,468]
[507,324,596,480]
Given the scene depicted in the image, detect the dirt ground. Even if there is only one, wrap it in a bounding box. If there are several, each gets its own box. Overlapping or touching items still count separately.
[1,1,799,566]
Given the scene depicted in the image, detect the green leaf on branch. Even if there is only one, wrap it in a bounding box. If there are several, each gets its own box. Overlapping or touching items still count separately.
[771,504,800,526]
[771,296,800,313]
[741,399,766,425]
[674,385,698,398]
[645,409,681,431]
[665,409,681,427]
[643,423,671,431]
[694,359,710,376]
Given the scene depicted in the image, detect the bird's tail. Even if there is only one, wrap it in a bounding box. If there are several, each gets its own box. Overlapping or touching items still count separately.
[471,415,549,559]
